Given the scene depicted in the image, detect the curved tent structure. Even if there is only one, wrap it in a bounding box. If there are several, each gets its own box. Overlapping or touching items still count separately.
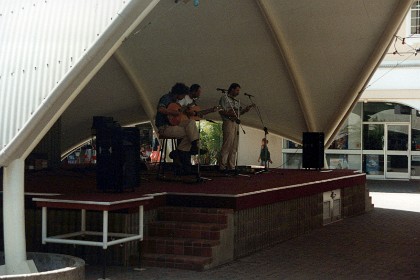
[0,0,414,166]
[0,0,413,276]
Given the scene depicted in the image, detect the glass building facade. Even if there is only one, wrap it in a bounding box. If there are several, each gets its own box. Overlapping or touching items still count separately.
[282,102,420,179]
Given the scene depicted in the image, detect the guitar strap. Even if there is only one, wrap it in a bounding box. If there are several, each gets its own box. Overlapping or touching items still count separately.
[224,95,240,122]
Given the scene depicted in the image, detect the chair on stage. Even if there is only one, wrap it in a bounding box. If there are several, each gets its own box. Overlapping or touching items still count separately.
[157,137,178,179]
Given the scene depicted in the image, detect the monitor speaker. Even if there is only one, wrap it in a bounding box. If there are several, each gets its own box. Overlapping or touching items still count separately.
[302,132,324,169]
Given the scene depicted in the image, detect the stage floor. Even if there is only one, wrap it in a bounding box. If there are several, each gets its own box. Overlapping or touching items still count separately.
[1,167,366,210]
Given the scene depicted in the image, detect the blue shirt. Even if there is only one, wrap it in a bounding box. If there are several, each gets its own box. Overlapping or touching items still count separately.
[155,92,176,128]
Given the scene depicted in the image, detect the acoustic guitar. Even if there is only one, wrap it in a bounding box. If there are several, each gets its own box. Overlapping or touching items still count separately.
[167,103,221,126]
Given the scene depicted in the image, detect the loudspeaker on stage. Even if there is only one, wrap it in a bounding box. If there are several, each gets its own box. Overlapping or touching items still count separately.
[302,132,324,169]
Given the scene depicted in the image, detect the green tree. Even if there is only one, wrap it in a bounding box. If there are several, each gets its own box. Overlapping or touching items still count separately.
[195,121,222,165]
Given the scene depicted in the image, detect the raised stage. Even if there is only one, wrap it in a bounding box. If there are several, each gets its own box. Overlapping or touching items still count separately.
[16,167,366,209]
[0,167,369,270]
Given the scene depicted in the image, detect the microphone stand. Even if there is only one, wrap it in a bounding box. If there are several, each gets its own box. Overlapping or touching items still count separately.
[245,95,270,174]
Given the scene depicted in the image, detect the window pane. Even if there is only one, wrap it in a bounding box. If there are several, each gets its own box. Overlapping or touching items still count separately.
[363,154,384,175]
[283,153,302,169]
[327,154,361,170]
[411,155,420,176]
[327,154,349,169]
[411,110,420,151]
[387,125,408,151]
[411,1,420,34]
[363,124,384,150]
[347,154,361,170]
[387,155,408,173]
[363,102,410,122]
[329,103,361,150]
[283,139,301,149]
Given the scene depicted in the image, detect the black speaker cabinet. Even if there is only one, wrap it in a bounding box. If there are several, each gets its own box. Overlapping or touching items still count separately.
[302,132,324,169]
[93,117,140,192]
[120,127,140,189]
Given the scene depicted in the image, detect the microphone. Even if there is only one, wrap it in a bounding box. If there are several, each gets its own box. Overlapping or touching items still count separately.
[216,88,227,92]
[244,93,254,97]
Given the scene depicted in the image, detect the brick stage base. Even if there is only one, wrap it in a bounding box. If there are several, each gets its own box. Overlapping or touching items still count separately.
[0,167,368,269]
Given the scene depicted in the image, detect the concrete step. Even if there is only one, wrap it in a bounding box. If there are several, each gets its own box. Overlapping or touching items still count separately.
[365,188,374,212]
[144,236,220,257]
[142,253,212,271]
[142,206,234,271]
[157,206,232,225]
[148,220,225,240]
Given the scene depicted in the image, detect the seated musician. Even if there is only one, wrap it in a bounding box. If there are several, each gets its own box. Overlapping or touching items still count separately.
[178,83,220,120]
[155,82,205,175]
[178,83,201,109]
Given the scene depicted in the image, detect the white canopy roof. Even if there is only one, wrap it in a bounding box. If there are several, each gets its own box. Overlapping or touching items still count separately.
[0,0,413,166]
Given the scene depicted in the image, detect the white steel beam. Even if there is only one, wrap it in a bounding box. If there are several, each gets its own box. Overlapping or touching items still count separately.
[325,0,414,148]
[257,0,316,133]
[1,159,38,275]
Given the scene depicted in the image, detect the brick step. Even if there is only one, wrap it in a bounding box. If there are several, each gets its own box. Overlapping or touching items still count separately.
[157,207,232,225]
[142,253,212,271]
[144,236,220,257]
[149,221,225,240]
[365,189,374,211]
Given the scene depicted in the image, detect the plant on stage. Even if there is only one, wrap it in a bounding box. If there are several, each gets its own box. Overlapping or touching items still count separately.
[195,121,222,165]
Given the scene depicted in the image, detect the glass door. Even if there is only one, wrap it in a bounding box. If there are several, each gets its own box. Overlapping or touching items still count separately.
[385,124,410,179]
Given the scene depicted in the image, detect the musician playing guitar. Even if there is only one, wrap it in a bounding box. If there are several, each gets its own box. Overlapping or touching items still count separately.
[167,103,221,125]
[155,83,207,176]
[218,83,255,173]
[167,83,220,125]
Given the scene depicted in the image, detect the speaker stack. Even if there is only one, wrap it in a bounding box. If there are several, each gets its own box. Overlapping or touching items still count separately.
[302,132,324,169]
[92,116,140,192]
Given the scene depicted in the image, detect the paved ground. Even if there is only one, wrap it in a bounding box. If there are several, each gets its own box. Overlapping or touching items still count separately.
[86,180,420,280]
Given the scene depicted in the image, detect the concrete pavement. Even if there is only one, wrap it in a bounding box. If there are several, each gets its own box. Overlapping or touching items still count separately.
[86,180,420,280]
